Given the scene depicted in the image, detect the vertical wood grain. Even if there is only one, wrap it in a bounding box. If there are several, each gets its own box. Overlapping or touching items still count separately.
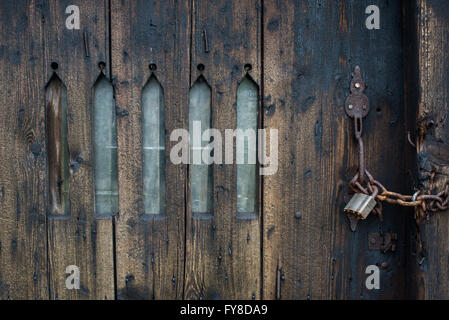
[263,0,407,299]
[1,0,446,301]
[43,0,114,299]
[408,0,449,300]
[46,75,69,216]
[111,0,190,299]
[0,0,49,300]
[184,0,262,300]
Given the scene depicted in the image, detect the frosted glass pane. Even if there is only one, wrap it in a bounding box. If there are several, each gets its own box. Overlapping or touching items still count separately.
[189,79,213,213]
[142,77,165,215]
[94,77,118,216]
[236,78,258,213]
[46,75,69,215]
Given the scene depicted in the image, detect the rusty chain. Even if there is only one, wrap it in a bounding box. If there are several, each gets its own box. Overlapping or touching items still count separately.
[346,66,449,223]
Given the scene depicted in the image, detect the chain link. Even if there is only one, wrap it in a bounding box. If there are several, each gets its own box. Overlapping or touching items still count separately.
[349,133,449,221]
[345,66,449,221]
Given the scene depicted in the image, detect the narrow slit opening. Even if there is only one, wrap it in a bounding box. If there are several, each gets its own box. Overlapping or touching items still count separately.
[142,75,165,215]
[46,73,69,215]
[236,75,259,218]
[189,76,213,216]
[93,74,118,217]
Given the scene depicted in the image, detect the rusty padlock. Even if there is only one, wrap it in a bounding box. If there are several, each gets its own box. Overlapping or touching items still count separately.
[344,193,376,220]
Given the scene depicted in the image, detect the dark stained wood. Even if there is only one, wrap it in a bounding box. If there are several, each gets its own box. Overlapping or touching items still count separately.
[2,0,449,301]
[46,76,69,216]
[407,0,449,299]
[43,0,114,299]
[0,0,49,300]
[111,0,190,299]
[183,0,262,300]
[263,0,407,299]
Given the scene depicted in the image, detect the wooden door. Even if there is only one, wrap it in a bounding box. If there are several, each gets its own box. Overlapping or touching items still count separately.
[1,0,448,300]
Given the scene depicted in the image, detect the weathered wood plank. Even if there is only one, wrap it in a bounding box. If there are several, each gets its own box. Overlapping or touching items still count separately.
[263,0,407,299]
[111,0,190,299]
[184,0,262,300]
[408,0,449,300]
[43,0,114,299]
[0,0,49,300]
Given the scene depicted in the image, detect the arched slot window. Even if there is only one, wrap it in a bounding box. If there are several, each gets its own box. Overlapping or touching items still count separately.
[142,75,165,215]
[45,74,69,215]
[189,76,213,216]
[93,75,118,217]
[236,76,258,218]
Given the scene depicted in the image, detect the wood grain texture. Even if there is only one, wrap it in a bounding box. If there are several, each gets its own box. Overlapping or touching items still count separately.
[263,0,408,299]
[184,0,262,300]
[46,75,69,216]
[43,0,114,299]
[111,0,189,299]
[409,0,449,299]
[2,0,448,301]
[0,0,49,300]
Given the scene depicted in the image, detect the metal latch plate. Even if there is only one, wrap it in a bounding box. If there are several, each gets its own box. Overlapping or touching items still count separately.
[368,232,398,253]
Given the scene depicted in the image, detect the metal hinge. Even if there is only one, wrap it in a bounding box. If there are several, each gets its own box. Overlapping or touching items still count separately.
[368,231,397,253]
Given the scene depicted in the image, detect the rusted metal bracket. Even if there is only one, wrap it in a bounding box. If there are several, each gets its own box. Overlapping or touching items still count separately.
[345,66,370,119]
[203,28,209,53]
[345,66,370,141]
[345,66,371,232]
[368,231,398,253]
